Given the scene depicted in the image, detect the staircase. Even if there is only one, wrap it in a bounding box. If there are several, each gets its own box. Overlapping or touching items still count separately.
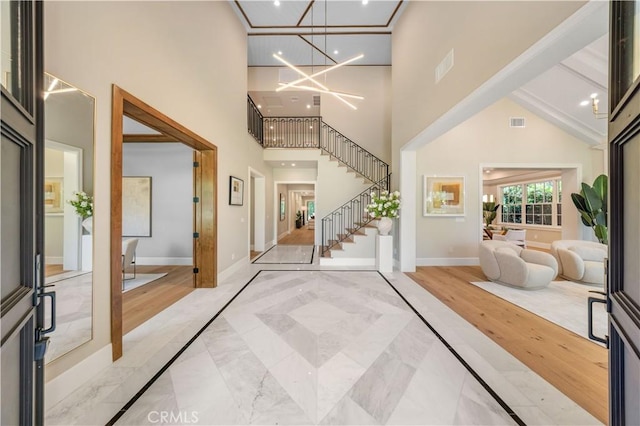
[248,95,391,259]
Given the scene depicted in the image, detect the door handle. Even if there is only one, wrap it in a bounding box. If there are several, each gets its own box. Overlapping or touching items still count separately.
[587,293,608,347]
[39,291,56,334]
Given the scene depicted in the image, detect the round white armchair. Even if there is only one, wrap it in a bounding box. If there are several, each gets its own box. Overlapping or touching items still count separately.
[479,240,558,290]
[550,240,607,285]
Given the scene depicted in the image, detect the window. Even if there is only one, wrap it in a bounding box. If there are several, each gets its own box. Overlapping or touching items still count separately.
[526,181,553,225]
[499,179,562,227]
[501,185,522,224]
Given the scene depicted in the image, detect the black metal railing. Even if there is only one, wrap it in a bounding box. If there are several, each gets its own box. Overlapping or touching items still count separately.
[319,121,389,185]
[263,116,321,148]
[321,174,391,257]
[247,96,263,145]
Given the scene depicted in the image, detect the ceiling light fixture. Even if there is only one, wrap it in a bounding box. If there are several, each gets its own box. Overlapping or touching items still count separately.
[580,100,590,106]
[334,50,339,55]
[274,0,280,6]
[306,104,311,109]
[590,94,607,119]
[273,54,363,109]
[257,104,262,109]
[291,163,296,167]
[362,0,369,4]
[273,1,363,110]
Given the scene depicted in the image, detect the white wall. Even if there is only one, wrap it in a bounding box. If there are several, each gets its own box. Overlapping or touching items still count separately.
[45,149,64,260]
[248,66,391,162]
[44,1,274,381]
[122,143,193,263]
[415,98,604,264]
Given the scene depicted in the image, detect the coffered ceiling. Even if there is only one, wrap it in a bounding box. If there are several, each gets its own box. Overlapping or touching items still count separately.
[232,0,405,66]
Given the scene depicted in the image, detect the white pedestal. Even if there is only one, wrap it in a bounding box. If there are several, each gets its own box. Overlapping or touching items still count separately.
[81,235,92,271]
[376,235,393,273]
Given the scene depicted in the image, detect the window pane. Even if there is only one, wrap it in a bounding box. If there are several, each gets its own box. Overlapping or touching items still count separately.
[543,215,552,225]
[543,205,552,214]
[0,1,29,109]
[534,205,542,214]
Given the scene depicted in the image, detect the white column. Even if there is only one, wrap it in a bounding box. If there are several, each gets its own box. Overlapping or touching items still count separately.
[400,149,416,272]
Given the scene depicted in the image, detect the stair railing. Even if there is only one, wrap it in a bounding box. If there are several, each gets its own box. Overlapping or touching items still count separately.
[321,174,391,257]
[247,96,264,145]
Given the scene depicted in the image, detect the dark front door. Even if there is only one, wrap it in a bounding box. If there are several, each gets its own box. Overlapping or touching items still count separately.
[1,1,44,424]
[608,1,640,425]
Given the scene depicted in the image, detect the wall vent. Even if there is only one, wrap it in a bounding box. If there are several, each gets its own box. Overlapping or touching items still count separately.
[290,96,299,103]
[435,49,454,84]
[510,117,526,128]
[313,95,321,106]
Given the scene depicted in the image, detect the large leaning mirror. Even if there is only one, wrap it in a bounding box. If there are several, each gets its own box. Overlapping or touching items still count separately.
[43,73,95,363]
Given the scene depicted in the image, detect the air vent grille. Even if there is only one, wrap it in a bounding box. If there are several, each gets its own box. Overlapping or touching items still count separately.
[435,49,454,84]
[510,117,526,128]
[313,95,320,106]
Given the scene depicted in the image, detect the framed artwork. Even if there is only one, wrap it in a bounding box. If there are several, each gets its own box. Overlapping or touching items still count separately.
[122,176,152,237]
[44,177,64,213]
[423,176,465,216]
[229,176,244,206]
[280,193,286,221]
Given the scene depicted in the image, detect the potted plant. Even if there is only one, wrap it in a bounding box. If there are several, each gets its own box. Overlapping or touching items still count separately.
[482,201,500,228]
[365,190,401,235]
[295,211,303,229]
[68,191,94,233]
[571,174,608,244]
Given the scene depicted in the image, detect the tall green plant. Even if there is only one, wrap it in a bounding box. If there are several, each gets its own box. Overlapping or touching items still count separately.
[571,174,608,244]
[482,201,500,227]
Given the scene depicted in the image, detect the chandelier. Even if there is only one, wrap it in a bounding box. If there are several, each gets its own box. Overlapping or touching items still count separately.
[273,1,364,110]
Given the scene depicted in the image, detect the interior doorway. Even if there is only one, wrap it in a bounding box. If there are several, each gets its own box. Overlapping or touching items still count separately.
[249,168,266,260]
[110,85,217,361]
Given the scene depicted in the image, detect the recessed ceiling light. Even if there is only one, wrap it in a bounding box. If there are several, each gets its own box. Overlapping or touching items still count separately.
[309,126,313,129]
[257,104,262,109]
[580,100,590,106]
[270,125,273,129]
[333,50,339,55]
[590,93,598,99]
[277,51,282,55]
[362,0,368,4]
[274,0,280,6]
[281,162,285,166]
[306,104,311,109]
[291,163,296,167]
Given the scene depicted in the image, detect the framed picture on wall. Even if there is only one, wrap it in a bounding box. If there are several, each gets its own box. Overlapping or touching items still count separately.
[44,177,64,213]
[229,176,244,206]
[123,176,152,236]
[280,193,286,221]
[423,176,465,216]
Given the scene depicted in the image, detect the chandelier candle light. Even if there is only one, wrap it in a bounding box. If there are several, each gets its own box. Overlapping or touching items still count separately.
[365,190,401,236]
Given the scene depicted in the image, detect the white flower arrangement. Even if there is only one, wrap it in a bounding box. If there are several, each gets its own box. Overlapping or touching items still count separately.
[68,191,93,219]
[365,190,400,219]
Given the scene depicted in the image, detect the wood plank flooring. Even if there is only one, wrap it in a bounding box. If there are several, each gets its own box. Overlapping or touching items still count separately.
[250,250,261,260]
[122,265,194,335]
[278,225,315,245]
[45,264,67,277]
[407,266,608,424]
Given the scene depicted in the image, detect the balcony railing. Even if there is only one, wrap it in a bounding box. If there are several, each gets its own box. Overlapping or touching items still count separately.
[247,96,263,145]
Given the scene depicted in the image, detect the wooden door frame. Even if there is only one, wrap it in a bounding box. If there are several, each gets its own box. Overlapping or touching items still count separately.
[110,85,217,360]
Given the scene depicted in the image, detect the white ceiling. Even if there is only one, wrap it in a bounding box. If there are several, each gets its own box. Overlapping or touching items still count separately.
[233,0,404,66]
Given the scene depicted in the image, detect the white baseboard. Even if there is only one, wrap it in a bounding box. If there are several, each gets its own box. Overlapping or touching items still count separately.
[218,256,250,283]
[136,257,193,266]
[319,257,376,266]
[525,241,551,250]
[45,344,112,411]
[278,231,289,240]
[45,256,63,264]
[416,257,480,266]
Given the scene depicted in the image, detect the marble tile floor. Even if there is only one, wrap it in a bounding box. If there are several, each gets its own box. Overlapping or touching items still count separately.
[252,245,315,264]
[45,256,601,426]
[44,272,93,363]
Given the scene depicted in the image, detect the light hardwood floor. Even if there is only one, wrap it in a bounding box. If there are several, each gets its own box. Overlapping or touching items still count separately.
[407,266,608,424]
[278,225,315,245]
[122,265,194,335]
[45,264,67,278]
[250,250,262,260]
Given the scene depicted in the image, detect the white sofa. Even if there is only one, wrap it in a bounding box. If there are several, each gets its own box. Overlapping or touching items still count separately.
[479,240,558,290]
[550,240,607,285]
